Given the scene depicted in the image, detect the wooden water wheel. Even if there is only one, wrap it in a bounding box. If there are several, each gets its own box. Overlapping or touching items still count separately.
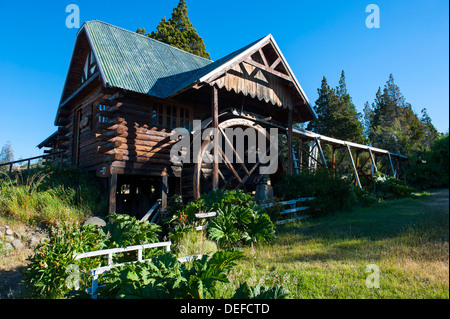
[181,114,284,203]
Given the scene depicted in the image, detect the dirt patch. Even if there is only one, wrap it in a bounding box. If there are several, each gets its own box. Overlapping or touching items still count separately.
[0,248,32,298]
[424,189,449,211]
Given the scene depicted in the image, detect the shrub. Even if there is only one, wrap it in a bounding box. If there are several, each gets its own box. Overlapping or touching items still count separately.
[24,223,106,298]
[373,172,415,199]
[98,250,289,299]
[405,134,449,189]
[171,190,275,248]
[24,214,161,298]
[273,168,356,216]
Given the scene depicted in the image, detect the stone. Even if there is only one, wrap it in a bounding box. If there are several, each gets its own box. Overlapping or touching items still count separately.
[84,217,106,227]
[4,235,14,243]
[5,228,13,236]
[3,243,13,253]
[11,239,24,250]
[28,236,41,248]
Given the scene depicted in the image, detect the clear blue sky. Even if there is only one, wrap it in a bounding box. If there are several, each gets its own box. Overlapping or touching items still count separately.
[0,0,448,160]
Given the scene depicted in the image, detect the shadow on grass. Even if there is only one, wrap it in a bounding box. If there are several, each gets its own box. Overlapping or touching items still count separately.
[269,194,449,264]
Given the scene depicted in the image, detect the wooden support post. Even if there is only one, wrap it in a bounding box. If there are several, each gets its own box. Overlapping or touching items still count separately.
[355,150,361,186]
[331,146,336,177]
[161,172,168,211]
[287,108,293,175]
[388,153,396,177]
[368,149,377,177]
[315,138,327,168]
[298,139,303,172]
[212,85,219,191]
[346,144,361,188]
[108,173,118,215]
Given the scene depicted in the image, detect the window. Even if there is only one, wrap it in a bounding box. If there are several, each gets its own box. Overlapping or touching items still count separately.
[151,102,192,130]
[180,107,191,131]
[92,103,109,128]
[167,104,178,129]
[81,50,98,84]
[152,102,164,126]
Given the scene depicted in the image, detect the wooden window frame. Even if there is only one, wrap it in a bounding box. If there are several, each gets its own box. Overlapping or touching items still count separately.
[81,50,98,84]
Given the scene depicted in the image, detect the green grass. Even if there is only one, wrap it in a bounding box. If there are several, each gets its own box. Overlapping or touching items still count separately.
[0,167,107,227]
[218,190,449,298]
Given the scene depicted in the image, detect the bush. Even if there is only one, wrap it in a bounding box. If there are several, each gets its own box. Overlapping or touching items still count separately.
[24,214,161,298]
[405,134,449,189]
[98,250,289,299]
[273,168,356,216]
[373,172,415,199]
[170,190,275,249]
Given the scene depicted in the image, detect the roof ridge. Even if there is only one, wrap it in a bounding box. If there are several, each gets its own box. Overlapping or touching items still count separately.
[84,20,214,63]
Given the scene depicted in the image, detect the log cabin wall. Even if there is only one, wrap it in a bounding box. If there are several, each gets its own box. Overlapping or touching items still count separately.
[95,92,195,178]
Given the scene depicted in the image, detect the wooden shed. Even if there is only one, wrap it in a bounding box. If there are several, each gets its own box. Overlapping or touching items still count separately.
[38,20,316,218]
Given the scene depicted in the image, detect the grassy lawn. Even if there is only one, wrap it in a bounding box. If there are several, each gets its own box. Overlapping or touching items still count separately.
[221,189,449,298]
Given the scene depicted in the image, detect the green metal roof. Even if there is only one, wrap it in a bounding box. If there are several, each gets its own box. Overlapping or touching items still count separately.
[84,20,213,98]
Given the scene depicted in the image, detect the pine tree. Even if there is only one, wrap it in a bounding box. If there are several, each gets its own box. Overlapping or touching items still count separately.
[307,71,365,143]
[368,74,438,155]
[138,0,211,59]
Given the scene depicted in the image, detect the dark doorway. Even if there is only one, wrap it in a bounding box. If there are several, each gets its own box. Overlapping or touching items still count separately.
[115,175,161,219]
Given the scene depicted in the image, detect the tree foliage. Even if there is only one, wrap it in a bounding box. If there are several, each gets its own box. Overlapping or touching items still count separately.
[307,71,365,143]
[365,74,439,156]
[137,0,210,59]
[0,141,14,164]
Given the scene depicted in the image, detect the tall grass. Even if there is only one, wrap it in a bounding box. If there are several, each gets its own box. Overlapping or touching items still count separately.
[220,192,449,298]
[0,167,107,226]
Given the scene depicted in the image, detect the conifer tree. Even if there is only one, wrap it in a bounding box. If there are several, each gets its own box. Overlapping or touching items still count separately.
[137,0,211,59]
[307,71,365,143]
[368,74,438,155]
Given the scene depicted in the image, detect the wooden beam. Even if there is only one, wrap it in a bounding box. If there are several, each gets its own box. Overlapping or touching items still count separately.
[331,146,336,177]
[287,108,293,175]
[161,172,168,210]
[346,144,361,188]
[316,138,327,168]
[258,48,269,67]
[212,85,219,191]
[298,139,303,172]
[243,58,293,83]
[388,153,396,177]
[269,57,281,70]
[108,173,118,214]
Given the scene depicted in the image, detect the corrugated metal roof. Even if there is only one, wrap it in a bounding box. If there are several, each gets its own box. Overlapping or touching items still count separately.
[84,20,213,98]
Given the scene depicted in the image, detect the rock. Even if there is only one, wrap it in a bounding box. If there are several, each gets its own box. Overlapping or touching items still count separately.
[4,235,14,243]
[11,239,24,250]
[5,228,13,236]
[28,236,41,248]
[84,217,106,227]
[3,243,13,253]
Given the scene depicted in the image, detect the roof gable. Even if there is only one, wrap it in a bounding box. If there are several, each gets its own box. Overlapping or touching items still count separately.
[57,20,315,122]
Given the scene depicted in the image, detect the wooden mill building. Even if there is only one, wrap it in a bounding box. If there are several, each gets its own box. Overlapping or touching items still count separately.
[38,20,316,218]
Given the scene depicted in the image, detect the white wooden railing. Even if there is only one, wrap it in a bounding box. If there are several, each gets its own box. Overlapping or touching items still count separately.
[74,211,218,299]
[261,197,316,225]
[74,241,173,298]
